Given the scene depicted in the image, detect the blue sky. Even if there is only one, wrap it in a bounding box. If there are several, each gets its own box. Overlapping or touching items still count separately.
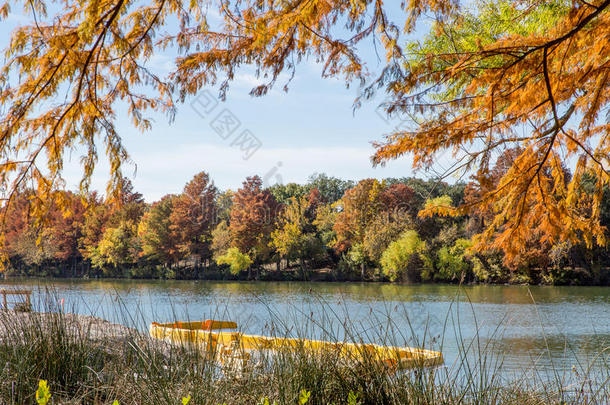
[1,6,453,202]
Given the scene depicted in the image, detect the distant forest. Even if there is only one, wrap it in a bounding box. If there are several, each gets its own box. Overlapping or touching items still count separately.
[2,153,610,285]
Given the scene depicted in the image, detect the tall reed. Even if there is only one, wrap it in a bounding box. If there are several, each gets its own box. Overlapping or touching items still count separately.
[0,290,606,404]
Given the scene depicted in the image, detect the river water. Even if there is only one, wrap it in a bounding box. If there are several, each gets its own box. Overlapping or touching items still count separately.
[1,278,608,381]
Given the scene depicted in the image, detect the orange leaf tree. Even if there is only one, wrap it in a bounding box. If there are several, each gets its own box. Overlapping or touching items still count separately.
[229,176,280,265]
[169,171,217,266]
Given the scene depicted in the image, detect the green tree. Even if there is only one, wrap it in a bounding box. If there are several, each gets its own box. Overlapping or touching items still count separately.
[436,239,473,282]
[268,183,310,205]
[138,195,178,266]
[90,221,140,276]
[307,174,354,204]
[271,195,323,276]
[380,230,430,282]
[216,247,253,275]
[211,220,232,261]
[362,211,412,265]
[215,190,234,225]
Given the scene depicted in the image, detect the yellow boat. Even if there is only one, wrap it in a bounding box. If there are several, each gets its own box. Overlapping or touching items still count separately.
[149,320,443,370]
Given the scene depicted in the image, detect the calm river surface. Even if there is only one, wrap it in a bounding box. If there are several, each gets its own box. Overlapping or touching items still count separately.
[1,279,608,379]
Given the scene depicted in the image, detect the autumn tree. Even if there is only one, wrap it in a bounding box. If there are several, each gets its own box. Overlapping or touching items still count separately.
[380,184,416,215]
[347,183,416,266]
[113,178,146,225]
[1,190,33,266]
[210,220,231,261]
[230,176,280,268]
[79,193,112,263]
[90,221,140,277]
[461,149,562,281]
[1,0,609,266]
[43,191,87,275]
[333,179,386,277]
[334,179,425,276]
[271,195,323,276]
[138,195,178,267]
[565,177,610,283]
[334,179,383,252]
[169,172,217,266]
[1,190,57,272]
[1,189,87,274]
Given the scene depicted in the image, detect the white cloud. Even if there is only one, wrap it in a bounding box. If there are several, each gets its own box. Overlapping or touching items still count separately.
[58,141,462,202]
[6,12,29,23]
[124,143,418,200]
[232,73,263,88]
[229,70,298,98]
[145,53,175,75]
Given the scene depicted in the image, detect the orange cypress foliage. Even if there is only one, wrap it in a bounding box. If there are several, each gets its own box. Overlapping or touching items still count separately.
[463,149,562,272]
[374,2,610,259]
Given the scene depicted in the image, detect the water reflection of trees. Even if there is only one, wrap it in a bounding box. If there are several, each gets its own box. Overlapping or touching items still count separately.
[479,333,610,374]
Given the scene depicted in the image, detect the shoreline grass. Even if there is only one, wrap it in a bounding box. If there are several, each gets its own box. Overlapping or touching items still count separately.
[0,292,607,404]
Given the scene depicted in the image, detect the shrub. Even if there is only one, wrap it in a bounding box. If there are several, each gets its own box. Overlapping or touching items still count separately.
[380,230,430,282]
[436,238,472,282]
[216,247,253,275]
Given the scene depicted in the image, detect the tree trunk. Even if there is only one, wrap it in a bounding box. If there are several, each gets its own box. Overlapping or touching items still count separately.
[299,257,308,281]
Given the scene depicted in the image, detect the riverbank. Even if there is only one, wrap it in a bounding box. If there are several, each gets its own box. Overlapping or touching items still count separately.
[0,307,608,404]
[0,311,132,341]
[4,263,610,285]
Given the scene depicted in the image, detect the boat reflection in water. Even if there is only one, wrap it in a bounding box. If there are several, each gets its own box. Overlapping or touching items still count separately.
[150,319,444,370]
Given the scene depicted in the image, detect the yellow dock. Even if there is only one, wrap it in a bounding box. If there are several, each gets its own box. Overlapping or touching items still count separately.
[149,320,443,370]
